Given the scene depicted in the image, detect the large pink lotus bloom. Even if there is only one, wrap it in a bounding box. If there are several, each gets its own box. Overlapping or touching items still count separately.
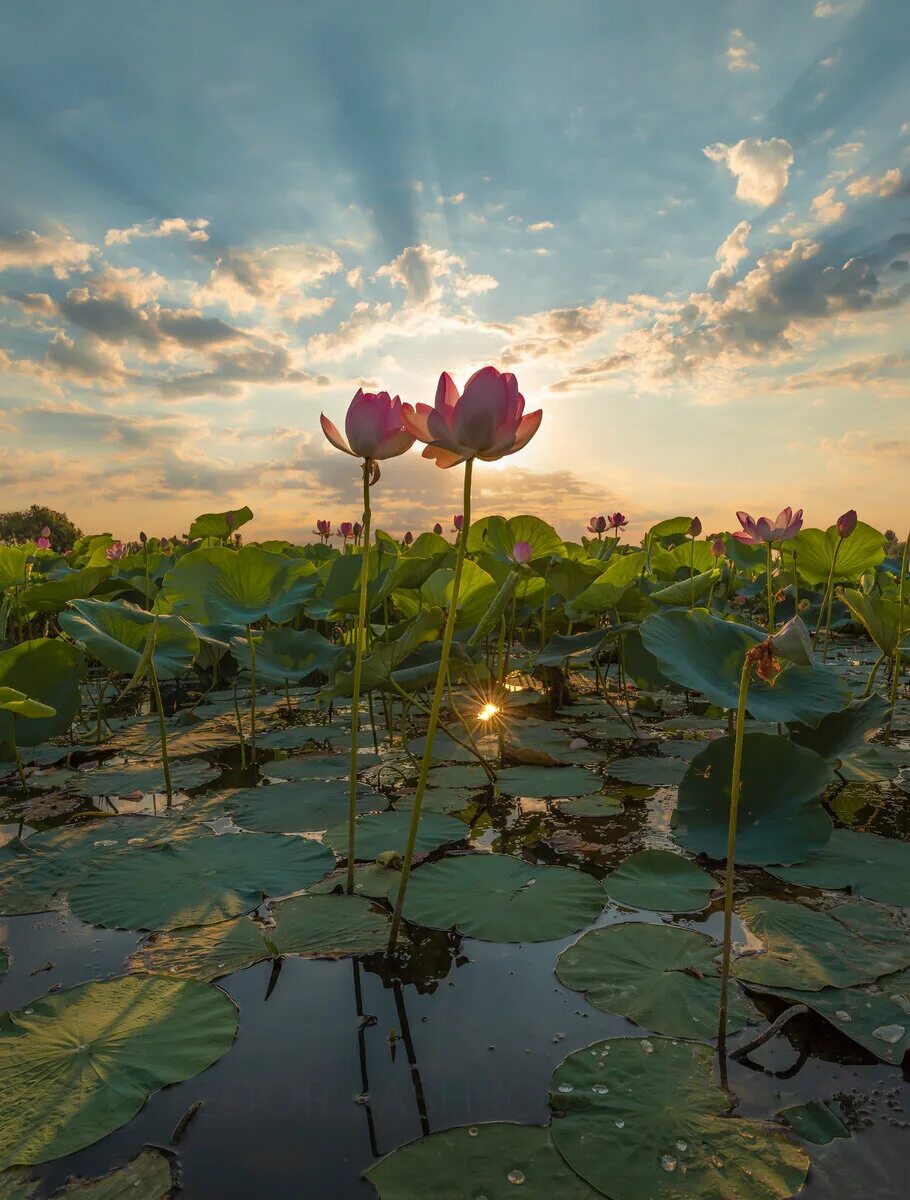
[401,367,542,469]
[733,507,803,546]
[836,509,857,538]
[106,541,127,561]
[608,513,629,530]
[511,541,533,565]
[320,390,415,461]
[587,516,607,535]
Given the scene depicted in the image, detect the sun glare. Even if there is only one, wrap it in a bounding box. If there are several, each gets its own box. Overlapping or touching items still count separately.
[477,702,501,722]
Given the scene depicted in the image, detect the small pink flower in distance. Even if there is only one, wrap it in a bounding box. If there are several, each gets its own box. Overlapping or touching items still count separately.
[40,526,50,538]
[106,541,127,561]
[402,531,414,547]
[688,516,702,538]
[587,515,607,535]
[402,366,542,469]
[711,538,726,558]
[511,540,533,566]
[452,514,464,531]
[320,390,415,461]
[35,536,50,550]
[433,522,443,535]
[836,509,857,538]
[337,522,354,541]
[313,520,332,540]
[608,512,629,530]
[733,507,803,546]
[352,521,362,540]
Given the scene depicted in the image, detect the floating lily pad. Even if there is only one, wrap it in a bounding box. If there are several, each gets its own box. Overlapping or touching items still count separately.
[673,734,833,865]
[496,765,599,799]
[393,854,603,942]
[427,765,490,789]
[604,850,716,912]
[555,794,623,818]
[366,1122,599,1198]
[407,731,497,763]
[69,832,335,930]
[0,1148,175,1199]
[778,1100,850,1145]
[324,810,467,861]
[549,1037,809,1200]
[221,781,381,833]
[130,892,390,979]
[0,976,237,1168]
[0,950,6,979]
[248,726,321,751]
[605,756,689,787]
[309,862,402,899]
[733,898,910,991]
[556,922,754,1039]
[393,787,480,814]
[766,829,910,907]
[76,759,220,797]
[262,754,360,782]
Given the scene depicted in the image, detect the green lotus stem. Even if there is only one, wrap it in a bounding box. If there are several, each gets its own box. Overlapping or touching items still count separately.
[148,658,173,806]
[863,653,886,698]
[718,653,752,1056]
[246,623,257,765]
[765,542,775,632]
[346,462,373,894]
[885,529,910,736]
[689,535,696,608]
[11,729,27,792]
[96,670,114,745]
[791,550,799,615]
[388,457,474,953]
[143,543,151,611]
[814,539,842,656]
[232,684,246,768]
[540,565,549,649]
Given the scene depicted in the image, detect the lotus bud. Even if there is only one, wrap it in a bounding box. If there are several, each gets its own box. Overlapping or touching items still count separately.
[511,540,533,566]
[338,521,354,540]
[608,512,629,530]
[139,530,148,545]
[836,509,857,539]
[587,516,607,535]
[352,522,363,539]
[403,531,414,547]
[433,522,443,535]
[40,526,50,538]
[711,538,725,558]
[769,615,813,667]
[452,514,464,531]
[688,516,702,538]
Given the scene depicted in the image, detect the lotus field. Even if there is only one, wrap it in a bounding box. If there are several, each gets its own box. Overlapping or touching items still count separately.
[1,368,909,1199]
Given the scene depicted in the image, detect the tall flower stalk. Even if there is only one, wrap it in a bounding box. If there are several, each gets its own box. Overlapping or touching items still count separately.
[813,510,857,657]
[320,388,415,893]
[733,507,803,633]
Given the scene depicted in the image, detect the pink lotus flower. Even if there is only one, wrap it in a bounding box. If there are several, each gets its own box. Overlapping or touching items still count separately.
[733,507,803,546]
[314,520,332,542]
[320,390,415,461]
[608,513,628,530]
[452,514,464,532]
[40,525,50,538]
[587,515,607,536]
[337,522,354,541]
[511,540,533,565]
[35,536,51,550]
[401,366,542,469]
[106,541,127,561]
[711,538,726,558]
[433,522,443,535]
[402,531,414,547]
[836,509,857,538]
[688,516,702,538]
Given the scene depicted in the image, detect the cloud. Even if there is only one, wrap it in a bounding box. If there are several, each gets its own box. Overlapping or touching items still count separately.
[726,30,758,73]
[779,353,910,394]
[830,141,863,160]
[703,137,794,206]
[813,2,842,16]
[158,342,321,399]
[846,169,903,198]
[527,221,555,232]
[0,229,96,278]
[374,244,465,305]
[811,187,846,224]
[104,217,210,247]
[708,221,751,290]
[45,332,134,386]
[193,243,343,315]
[436,192,465,205]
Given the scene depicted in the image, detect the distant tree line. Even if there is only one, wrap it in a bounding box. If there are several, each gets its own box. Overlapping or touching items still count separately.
[0,505,82,547]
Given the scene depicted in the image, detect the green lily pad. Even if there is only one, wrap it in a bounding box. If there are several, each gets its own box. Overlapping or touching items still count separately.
[309,862,402,899]
[393,854,603,942]
[496,765,599,799]
[778,1100,850,1145]
[0,950,6,979]
[130,892,390,979]
[640,609,851,724]
[0,639,86,753]
[673,734,833,866]
[262,754,353,782]
[549,1037,809,1200]
[555,794,623,818]
[766,829,910,906]
[254,726,323,751]
[556,922,754,1039]
[427,765,490,789]
[366,1123,600,1198]
[605,757,689,787]
[160,545,317,626]
[393,787,480,814]
[733,898,910,991]
[69,832,335,930]
[788,695,888,764]
[604,850,716,912]
[324,810,467,861]
[60,599,199,680]
[407,730,497,763]
[222,781,381,833]
[0,1148,175,1199]
[0,976,237,1168]
[76,759,220,797]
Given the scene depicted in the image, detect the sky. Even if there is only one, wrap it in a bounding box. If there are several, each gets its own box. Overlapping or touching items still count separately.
[0,0,908,544]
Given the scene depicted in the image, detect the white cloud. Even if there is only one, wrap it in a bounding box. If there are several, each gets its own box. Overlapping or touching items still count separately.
[846,168,903,198]
[193,243,342,315]
[703,137,794,206]
[811,187,846,224]
[453,272,498,298]
[527,221,555,232]
[436,192,465,205]
[829,141,863,160]
[0,229,96,277]
[708,220,751,289]
[725,30,758,73]
[104,217,210,247]
[813,2,840,16]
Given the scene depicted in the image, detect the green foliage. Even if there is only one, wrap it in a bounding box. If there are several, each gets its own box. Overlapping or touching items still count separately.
[0,505,82,549]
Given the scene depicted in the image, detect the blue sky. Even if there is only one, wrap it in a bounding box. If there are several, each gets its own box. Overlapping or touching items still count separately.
[1,0,907,542]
